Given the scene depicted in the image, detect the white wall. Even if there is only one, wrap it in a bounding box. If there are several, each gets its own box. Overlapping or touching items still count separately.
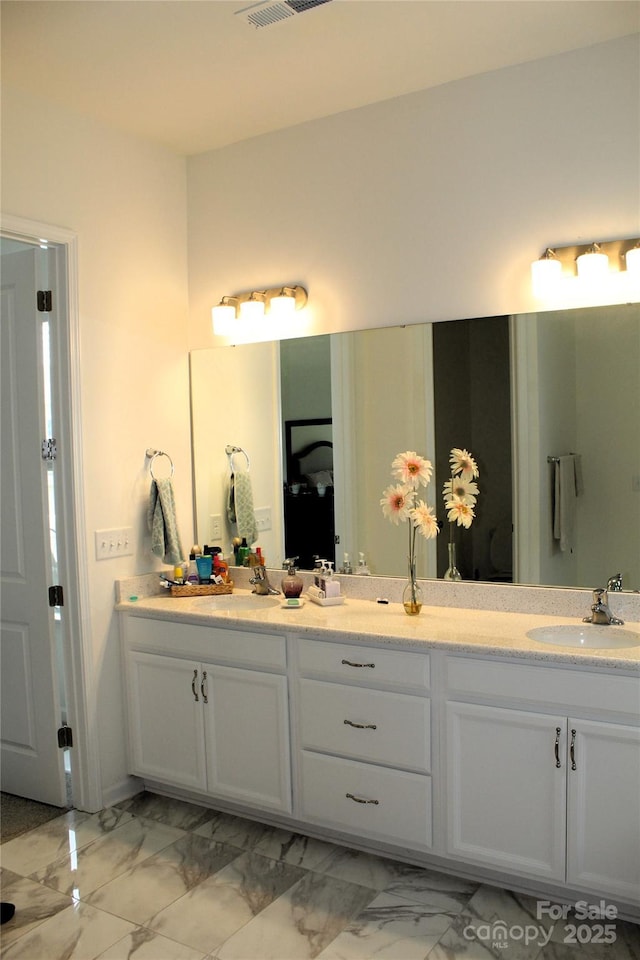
[1,86,190,804]
[187,36,640,351]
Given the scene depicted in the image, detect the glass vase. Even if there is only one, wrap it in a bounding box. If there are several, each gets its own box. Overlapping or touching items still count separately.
[444,540,462,581]
[403,558,423,616]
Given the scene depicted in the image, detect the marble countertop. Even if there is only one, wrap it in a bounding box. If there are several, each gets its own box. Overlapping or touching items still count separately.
[116,588,640,671]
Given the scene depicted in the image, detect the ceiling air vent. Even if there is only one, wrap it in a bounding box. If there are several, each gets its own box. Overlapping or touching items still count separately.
[235,0,332,29]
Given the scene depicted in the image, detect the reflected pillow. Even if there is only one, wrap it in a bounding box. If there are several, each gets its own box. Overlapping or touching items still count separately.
[306,470,333,488]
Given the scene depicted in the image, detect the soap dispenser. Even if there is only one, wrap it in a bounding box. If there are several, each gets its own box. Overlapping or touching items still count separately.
[281,559,303,598]
[355,552,371,575]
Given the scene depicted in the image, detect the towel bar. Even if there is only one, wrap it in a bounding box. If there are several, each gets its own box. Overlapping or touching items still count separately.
[226,444,250,470]
[547,453,577,464]
[146,448,175,479]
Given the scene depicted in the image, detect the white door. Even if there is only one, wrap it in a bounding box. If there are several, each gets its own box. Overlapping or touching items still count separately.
[567,718,640,904]
[446,701,567,881]
[1,244,68,805]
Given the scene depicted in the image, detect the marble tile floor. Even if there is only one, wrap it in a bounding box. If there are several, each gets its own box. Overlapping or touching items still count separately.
[1,792,638,960]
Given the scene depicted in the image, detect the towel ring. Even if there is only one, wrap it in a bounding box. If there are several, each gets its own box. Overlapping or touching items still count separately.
[146,448,175,480]
[225,444,250,471]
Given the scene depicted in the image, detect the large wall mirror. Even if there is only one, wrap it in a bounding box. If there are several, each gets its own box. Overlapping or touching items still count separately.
[191,302,639,592]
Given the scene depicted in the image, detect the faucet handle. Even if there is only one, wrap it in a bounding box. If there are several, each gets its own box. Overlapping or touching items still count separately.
[607,573,623,592]
[592,587,607,606]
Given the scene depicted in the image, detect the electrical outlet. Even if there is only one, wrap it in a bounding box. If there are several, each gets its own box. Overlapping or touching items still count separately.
[254,506,272,532]
[210,514,223,541]
[95,527,134,560]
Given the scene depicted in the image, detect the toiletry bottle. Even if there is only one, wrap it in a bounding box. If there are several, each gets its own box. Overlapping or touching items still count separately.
[281,559,303,598]
[356,552,371,575]
[232,537,241,565]
[195,554,213,583]
[341,553,353,575]
[186,552,199,584]
[237,537,251,566]
[214,553,229,582]
[256,546,265,566]
[323,561,341,598]
[173,562,185,584]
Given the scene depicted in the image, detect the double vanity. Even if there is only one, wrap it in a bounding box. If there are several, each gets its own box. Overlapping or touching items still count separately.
[117,575,640,919]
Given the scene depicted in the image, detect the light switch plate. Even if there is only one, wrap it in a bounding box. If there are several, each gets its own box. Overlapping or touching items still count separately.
[255,507,272,532]
[210,514,223,541]
[95,527,134,560]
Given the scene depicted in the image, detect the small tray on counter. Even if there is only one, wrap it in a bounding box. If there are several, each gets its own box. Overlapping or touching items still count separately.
[306,592,345,607]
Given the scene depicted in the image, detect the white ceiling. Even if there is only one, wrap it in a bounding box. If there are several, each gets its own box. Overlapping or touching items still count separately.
[2,1,638,156]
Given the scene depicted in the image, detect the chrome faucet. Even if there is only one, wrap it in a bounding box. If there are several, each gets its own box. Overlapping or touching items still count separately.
[583,588,624,626]
[249,565,281,596]
[607,572,623,592]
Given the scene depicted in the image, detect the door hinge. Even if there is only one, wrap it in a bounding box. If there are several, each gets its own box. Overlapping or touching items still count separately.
[57,723,73,748]
[37,290,52,312]
[42,438,57,461]
[49,585,64,607]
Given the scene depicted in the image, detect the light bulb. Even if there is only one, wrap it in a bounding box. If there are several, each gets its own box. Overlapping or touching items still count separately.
[625,245,640,277]
[212,301,236,335]
[531,252,562,297]
[270,291,296,316]
[240,296,265,320]
[576,245,609,282]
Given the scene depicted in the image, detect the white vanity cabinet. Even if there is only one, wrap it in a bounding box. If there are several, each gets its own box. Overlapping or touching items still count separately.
[444,656,640,904]
[293,637,433,850]
[122,616,291,814]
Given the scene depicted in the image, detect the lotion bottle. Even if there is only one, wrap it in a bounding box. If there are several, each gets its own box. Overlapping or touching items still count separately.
[281,559,303,598]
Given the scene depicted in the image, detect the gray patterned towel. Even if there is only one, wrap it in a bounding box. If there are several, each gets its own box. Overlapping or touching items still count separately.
[227,466,258,545]
[148,478,185,565]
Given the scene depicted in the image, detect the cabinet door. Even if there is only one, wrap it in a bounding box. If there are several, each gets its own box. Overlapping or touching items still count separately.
[567,719,640,904]
[446,701,566,881]
[126,651,207,791]
[203,664,291,813]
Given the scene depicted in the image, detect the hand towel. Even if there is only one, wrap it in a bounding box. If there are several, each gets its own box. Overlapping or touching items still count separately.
[553,455,582,553]
[227,464,258,545]
[148,477,185,565]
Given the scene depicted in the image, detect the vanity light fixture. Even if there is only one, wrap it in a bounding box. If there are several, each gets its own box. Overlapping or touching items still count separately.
[531,236,640,298]
[211,284,308,336]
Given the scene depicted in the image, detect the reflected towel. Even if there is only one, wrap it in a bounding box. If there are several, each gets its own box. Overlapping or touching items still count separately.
[227,465,258,545]
[553,455,583,553]
[148,477,185,565]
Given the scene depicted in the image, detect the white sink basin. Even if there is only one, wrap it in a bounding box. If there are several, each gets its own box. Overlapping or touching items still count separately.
[192,594,280,611]
[527,624,640,650]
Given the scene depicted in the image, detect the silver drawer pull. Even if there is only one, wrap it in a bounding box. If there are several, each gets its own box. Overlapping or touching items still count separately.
[346,792,379,805]
[344,719,377,730]
[341,659,375,668]
[201,670,208,704]
[191,669,199,702]
[554,726,561,768]
[570,728,577,770]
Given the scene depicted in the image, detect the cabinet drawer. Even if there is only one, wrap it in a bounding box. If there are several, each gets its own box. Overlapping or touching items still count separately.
[123,615,286,671]
[296,638,429,692]
[446,656,640,718]
[298,679,430,772]
[299,751,432,849]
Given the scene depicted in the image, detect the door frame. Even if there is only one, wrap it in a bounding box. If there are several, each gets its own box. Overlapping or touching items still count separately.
[1,213,101,812]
